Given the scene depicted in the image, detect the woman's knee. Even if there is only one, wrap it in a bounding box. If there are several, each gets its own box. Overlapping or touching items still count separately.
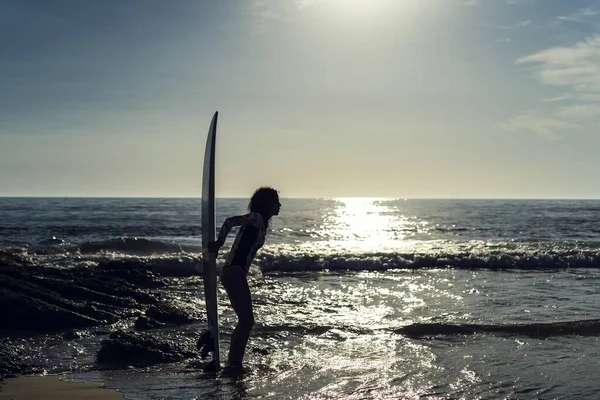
[239,313,255,331]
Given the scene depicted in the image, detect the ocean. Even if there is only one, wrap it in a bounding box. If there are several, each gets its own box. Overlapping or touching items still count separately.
[2,197,600,399]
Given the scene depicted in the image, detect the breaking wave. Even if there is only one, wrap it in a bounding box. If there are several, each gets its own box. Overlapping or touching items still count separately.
[255,248,600,272]
[4,238,600,276]
[78,237,185,255]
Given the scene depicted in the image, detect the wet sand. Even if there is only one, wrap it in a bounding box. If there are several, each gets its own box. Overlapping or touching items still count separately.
[0,375,125,400]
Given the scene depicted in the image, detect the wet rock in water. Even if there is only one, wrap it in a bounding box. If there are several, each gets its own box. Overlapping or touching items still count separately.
[133,302,202,331]
[2,289,105,330]
[251,346,270,356]
[0,251,161,332]
[96,260,165,288]
[145,302,202,325]
[133,316,166,331]
[98,257,201,278]
[0,340,33,380]
[62,329,92,340]
[96,330,196,367]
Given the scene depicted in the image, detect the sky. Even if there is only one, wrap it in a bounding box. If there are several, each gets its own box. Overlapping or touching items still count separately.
[1,0,600,198]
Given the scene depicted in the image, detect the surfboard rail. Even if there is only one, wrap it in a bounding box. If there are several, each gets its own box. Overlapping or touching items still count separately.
[201,111,220,368]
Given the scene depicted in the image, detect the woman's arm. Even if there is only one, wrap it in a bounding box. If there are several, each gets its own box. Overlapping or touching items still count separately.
[208,215,245,252]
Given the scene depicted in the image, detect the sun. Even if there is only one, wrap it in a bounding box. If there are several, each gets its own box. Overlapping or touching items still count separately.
[330,0,391,15]
[315,0,418,26]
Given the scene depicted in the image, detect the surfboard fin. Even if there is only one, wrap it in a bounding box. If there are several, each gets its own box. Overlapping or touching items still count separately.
[197,330,216,359]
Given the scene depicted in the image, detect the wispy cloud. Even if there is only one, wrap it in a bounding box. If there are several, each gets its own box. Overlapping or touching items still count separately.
[491,19,531,43]
[516,20,531,27]
[505,0,535,5]
[463,0,479,6]
[579,93,600,102]
[543,93,600,103]
[558,103,600,118]
[255,9,282,21]
[506,34,600,139]
[497,20,531,30]
[296,0,323,9]
[557,8,599,24]
[542,95,570,103]
[517,35,600,90]
[501,113,578,140]
[246,0,285,33]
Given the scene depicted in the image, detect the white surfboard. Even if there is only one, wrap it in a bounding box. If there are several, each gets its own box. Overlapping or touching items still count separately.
[201,111,220,368]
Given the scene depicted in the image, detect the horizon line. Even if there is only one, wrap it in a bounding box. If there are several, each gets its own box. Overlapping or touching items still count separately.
[2,195,600,201]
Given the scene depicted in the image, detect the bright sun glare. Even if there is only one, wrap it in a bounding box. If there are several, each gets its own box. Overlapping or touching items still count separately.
[324,198,407,250]
[317,0,421,28]
[322,0,395,18]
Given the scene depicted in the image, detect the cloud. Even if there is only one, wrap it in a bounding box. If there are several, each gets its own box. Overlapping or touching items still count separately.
[464,0,479,5]
[542,96,570,103]
[505,0,535,5]
[538,66,598,87]
[517,35,600,91]
[558,103,600,118]
[254,9,282,21]
[557,8,599,24]
[495,20,531,31]
[579,93,600,101]
[246,0,285,32]
[543,93,600,103]
[501,113,578,140]
[508,35,600,138]
[296,0,323,9]
[516,20,531,27]
[492,19,531,42]
[518,37,600,66]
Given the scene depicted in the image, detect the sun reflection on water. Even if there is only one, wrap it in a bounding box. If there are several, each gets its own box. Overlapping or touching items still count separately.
[318,198,424,250]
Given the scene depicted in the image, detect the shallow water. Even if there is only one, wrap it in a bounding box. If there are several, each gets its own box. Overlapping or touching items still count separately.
[27,268,599,399]
[4,198,600,399]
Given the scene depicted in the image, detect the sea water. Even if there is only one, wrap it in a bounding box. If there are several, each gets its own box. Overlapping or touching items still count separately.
[3,197,600,399]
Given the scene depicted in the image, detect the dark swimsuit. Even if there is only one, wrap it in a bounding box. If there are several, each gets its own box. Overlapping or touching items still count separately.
[216,212,266,274]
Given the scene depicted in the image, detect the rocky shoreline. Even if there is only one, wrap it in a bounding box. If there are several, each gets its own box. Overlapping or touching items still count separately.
[0,251,206,380]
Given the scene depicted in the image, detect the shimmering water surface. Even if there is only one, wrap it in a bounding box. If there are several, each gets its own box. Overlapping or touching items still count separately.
[3,197,600,399]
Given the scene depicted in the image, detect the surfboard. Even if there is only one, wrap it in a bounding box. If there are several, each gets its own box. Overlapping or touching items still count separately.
[201,111,220,369]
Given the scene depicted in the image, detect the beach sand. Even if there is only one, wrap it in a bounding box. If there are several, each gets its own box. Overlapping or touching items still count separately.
[0,375,125,400]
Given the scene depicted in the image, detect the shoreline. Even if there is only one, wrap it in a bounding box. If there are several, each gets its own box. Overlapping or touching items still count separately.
[0,375,125,400]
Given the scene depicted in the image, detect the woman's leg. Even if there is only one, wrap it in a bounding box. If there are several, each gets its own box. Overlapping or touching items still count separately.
[220,265,254,367]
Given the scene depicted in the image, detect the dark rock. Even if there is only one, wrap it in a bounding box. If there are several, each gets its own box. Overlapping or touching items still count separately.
[1,287,104,330]
[251,346,270,356]
[145,302,201,326]
[95,260,165,288]
[0,251,161,332]
[0,340,33,381]
[96,330,196,367]
[62,329,91,340]
[133,302,201,331]
[134,316,165,331]
[0,251,206,379]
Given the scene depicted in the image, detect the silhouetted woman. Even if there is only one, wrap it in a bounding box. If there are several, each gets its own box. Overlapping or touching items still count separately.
[208,187,281,373]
